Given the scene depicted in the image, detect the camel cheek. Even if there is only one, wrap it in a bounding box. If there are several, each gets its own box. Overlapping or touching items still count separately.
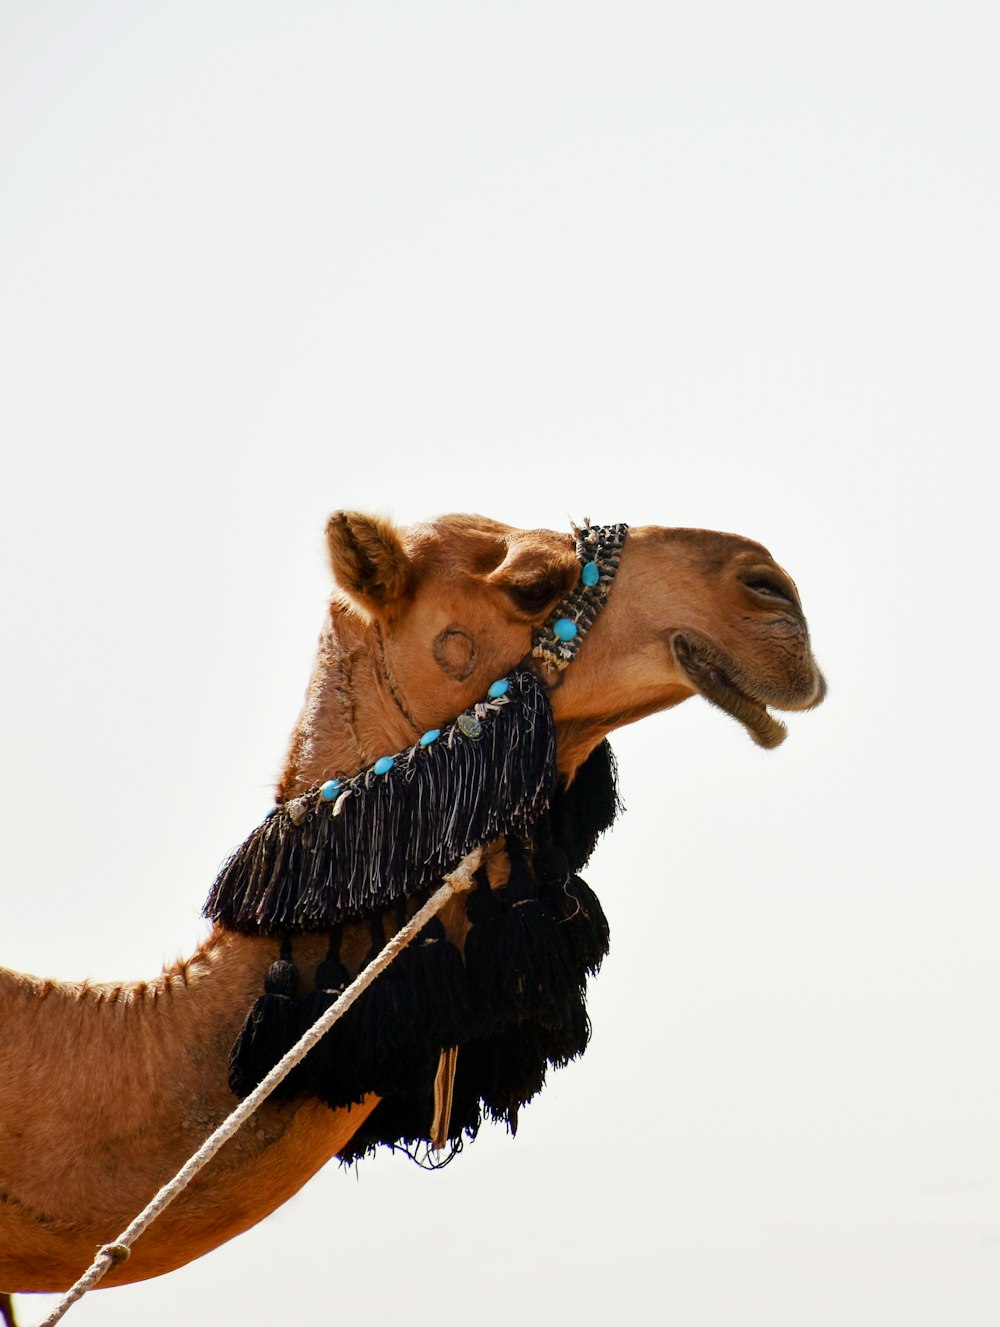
[433,627,479,681]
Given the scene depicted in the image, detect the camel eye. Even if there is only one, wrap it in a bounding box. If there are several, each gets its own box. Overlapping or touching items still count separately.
[504,578,561,614]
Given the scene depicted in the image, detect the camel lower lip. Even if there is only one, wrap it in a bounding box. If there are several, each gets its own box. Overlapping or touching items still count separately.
[674,637,787,749]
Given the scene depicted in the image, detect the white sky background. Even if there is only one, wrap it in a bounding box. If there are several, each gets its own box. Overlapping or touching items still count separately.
[1,1,997,1323]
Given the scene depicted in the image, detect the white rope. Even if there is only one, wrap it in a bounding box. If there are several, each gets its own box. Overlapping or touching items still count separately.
[37,851,483,1327]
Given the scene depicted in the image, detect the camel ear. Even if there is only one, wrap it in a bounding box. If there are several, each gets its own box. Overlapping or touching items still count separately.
[326,511,411,613]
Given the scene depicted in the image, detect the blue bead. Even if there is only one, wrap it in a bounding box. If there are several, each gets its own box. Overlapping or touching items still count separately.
[373,755,395,776]
[581,561,600,587]
[488,679,510,699]
[419,729,440,746]
[553,617,578,642]
[320,779,341,801]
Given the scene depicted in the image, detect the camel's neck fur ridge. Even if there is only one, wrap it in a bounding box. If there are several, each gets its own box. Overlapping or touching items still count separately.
[279,603,423,801]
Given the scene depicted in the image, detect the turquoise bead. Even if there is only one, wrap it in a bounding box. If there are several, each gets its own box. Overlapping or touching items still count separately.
[488,678,510,699]
[553,617,578,642]
[320,779,341,801]
[581,561,600,587]
[419,729,440,746]
[373,755,395,776]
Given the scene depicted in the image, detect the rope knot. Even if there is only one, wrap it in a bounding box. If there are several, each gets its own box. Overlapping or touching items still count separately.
[100,1242,130,1266]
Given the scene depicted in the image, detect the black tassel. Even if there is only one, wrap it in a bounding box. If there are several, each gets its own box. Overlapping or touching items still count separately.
[547,739,623,873]
[531,821,572,892]
[288,927,361,1106]
[330,906,479,1160]
[454,1026,549,1133]
[293,996,369,1110]
[551,874,611,977]
[464,840,580,1030]
[228,938,302,1098]
[527,986,593,1068]
[392,914,477,1049]
[297,916,438,1109]
[449,989,593,1137]
[205,669,557,934]
[314,924,350,993]
[460,865,504,1031]
[337,1091,434,1163]
[275,926,370,1109]
[533,748,614,977]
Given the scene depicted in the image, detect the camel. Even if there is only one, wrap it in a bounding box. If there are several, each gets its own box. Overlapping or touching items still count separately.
[0,511,825,1301]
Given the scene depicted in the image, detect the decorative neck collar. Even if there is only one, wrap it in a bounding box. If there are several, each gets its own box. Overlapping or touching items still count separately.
[215,521,630,1165]
[204,521,629,935]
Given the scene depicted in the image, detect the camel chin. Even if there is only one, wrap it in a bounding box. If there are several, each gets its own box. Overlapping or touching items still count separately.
[671,632,824,749]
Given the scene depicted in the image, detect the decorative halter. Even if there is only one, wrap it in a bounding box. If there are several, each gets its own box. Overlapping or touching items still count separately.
[532,520,629,672]
[204,521,630,1164]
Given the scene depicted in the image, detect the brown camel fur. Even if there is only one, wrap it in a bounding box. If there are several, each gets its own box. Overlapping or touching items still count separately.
[0,512,824,1299]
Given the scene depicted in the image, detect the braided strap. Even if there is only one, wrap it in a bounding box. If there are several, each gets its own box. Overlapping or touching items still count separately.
[532,521,629,672]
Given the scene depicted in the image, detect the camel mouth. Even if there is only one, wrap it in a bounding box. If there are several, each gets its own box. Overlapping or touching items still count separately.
[672,635,788,749]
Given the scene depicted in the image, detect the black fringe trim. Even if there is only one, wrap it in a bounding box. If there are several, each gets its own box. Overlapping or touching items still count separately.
[205,669,557,933]
[463,846,581,1029]
[224,730,623,1162]
[229,853,613,1159]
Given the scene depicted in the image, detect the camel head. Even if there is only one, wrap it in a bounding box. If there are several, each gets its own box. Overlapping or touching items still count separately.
[281,512,825,795]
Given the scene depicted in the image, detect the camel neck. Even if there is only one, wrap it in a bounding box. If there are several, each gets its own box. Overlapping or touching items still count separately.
[278,606,419,800]
[0,931,377,1291]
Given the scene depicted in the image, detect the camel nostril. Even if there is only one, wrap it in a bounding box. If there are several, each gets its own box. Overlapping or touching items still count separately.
[743,579,797,607]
